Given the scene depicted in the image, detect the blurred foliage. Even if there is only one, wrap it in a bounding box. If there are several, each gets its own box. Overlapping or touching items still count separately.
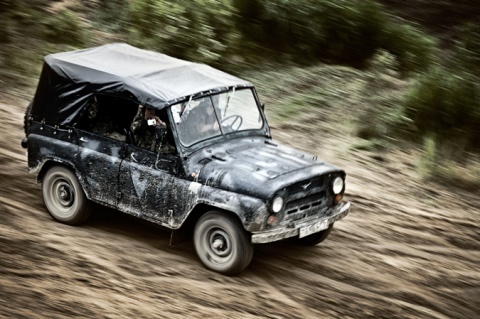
[355,21,480,171]
[0,1,87,97]
[1,0,436,74]
[380,22,436,75]
[128,0,238,66]
[404,67,480,152]
[232,0,434,73]
[454,23,480,77]
[0,0,479,185]
[378,0,480,35]
[351,138,388,152]
[355,51,413,141]
[0,1,86,45]
[417,137,480,190]
[403,22,480,154]
[93,0,129,31]
[42,9,86,45]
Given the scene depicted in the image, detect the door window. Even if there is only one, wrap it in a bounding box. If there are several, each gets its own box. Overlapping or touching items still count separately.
[77,95,137,143]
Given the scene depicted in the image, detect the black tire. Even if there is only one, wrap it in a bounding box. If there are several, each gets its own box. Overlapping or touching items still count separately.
[24,101,32,135]
[42,166,91,225]
[292,224,334,246]
[194,211,253,275]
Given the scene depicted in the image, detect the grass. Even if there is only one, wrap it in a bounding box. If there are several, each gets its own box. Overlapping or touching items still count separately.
[417,137,480,190]
[274,89,333,122]
[240,63,368,123]
[350,139,388,151]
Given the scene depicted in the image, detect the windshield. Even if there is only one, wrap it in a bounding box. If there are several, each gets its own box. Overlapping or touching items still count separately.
[171,88,264,146]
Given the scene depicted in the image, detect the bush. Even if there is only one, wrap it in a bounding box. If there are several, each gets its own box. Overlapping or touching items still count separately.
[404,67,480,152]
[355,51,413,141]
[92,0,129,31]
[417,137,480,190]
[233,0,437,72]
[42,9,86,45]
[234,0,389,65]
[381,22,436,75]
[316,1,388,65]
[454,23,480,77]
[128,0,239,66]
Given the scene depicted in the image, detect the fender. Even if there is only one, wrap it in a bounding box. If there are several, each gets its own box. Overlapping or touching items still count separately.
[31,157,93,201]
[171,179,270,232]
[27,133,92,200]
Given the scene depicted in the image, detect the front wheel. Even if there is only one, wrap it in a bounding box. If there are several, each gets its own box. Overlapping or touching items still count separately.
[42,166,91,225]
[291,224,334,246]
[194,211,253,275]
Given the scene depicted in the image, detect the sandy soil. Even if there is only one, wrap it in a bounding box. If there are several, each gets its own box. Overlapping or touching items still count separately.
[0,98,479,318]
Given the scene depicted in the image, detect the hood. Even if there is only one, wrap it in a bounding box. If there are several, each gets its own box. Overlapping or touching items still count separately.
[186,138,344,199]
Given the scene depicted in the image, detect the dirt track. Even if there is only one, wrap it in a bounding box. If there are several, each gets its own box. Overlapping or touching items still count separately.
[1,98,479,318]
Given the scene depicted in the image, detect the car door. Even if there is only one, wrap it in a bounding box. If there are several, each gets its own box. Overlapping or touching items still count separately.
[117,144,177,225]
[75,129,125,208]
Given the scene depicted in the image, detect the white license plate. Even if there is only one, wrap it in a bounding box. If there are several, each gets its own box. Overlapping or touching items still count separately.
[299,219,329,238]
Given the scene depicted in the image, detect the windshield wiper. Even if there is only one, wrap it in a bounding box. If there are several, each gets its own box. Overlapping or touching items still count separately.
[224,87,235,116]
[181,95,193,118]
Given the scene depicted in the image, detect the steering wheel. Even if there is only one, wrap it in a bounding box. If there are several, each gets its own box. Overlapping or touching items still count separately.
[221,114,243,132]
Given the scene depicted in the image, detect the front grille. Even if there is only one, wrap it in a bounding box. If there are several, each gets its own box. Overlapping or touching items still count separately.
[288,177,326,196]
[283,176,332,222]
[286,192,325,213]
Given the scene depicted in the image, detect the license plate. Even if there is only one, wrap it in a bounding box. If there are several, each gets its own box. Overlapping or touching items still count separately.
[299,219,329,238]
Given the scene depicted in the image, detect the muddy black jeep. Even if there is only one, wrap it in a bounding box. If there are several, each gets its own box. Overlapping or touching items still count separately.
[22,43,350,275]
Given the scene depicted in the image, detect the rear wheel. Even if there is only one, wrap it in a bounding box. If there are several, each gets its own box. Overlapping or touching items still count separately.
[194,211,253,275]
[292,224,334,246]
[42,166,90,225]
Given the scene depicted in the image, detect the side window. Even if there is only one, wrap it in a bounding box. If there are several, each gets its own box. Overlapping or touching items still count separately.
[130,106,176,154]
[78,95,138,143]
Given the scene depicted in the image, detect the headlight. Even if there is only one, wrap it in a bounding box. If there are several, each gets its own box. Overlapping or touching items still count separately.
[332,177,344,194]
[272,196,283,213]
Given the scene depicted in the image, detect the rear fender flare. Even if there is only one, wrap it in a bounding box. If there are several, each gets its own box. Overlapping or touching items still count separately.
[34,158,92,200]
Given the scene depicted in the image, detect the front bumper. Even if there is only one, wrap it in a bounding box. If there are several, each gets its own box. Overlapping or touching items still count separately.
[251,201,350,244]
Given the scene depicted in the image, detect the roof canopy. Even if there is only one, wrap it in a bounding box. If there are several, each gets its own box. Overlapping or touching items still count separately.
[31,43,251,126]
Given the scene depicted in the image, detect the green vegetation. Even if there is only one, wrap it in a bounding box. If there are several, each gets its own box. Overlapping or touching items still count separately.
[402,21,480,161]
[405,68,479,151]
[381,22,436,75]
[1,0,436,74]
[0,0,478,187]
[128,0,238,66]
[417,137,480,191]
[232,0,436,73]
[42,9,86,45]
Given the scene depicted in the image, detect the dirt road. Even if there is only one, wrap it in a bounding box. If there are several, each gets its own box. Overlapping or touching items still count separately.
[1,98,479,318]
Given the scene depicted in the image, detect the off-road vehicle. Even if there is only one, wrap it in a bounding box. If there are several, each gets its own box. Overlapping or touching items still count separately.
[22,43,350,275]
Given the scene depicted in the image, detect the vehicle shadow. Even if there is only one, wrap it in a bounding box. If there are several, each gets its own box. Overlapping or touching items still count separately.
[82,205,314,269]
[82,205,197,254]
[82,205,328,276]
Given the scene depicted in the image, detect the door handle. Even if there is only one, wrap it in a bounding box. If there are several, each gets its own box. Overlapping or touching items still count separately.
[130,152,137,162]
[79,137,88,143]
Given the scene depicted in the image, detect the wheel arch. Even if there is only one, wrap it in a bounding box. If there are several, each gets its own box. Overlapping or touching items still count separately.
[36,159,92,200]
[177,203,249,239]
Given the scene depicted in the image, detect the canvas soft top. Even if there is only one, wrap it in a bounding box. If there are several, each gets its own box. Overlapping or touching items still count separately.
[31,43,251,126]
